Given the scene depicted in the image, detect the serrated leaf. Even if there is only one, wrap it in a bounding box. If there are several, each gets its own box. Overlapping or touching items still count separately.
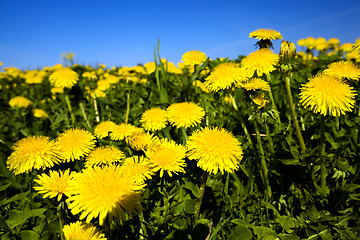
[6,208,47,229]
[324,132,339,149]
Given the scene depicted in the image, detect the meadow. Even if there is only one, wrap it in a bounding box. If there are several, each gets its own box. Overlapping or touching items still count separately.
[1,29,360,240]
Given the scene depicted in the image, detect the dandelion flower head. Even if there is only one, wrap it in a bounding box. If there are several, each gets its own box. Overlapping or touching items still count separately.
[110,123,139,141]
[299,74,357,116]
[167,102,205,128]
[7,136,61,175]
[56,128,96,162]
[249,29,283,40]
[122,155,154,184]
[240,78,270,91]
[127,131,156,151]
[62,221,107,240]
[145,138,186,177]
[66,165,144,225]
[9,96,33,108]
[34,169,72,201]
[187,127,243,174]
[94,121,116,139]
[33,109,48,119]
[241,49,279,77]
[49,67,79,88]
[140,107,168,131]
[204,62,248,91]
[85,146,125,168]
[181,50,207,66]
[323,61,360,81]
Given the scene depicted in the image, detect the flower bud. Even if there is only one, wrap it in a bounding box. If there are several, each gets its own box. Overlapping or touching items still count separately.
[280,41,296,58]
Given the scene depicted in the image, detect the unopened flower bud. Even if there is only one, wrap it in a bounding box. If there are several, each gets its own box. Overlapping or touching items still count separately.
[280,41,296,58]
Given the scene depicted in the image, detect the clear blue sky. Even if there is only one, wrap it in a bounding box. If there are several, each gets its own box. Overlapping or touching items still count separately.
[1,0,360,70]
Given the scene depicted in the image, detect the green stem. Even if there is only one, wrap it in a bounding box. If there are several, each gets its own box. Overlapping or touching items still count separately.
[64,94,75,126]
[195,171,209,221]
[254,113,272,198]
[264,120,276,161]
[58,201,65,240]
[125,90,131,123]
[229,94,254,148]
[181,127,188,145]
[79,101,92,130]
[266,74,281,124]
[285,75,306,154]
[92,92,100,123]
[320,115,326,191]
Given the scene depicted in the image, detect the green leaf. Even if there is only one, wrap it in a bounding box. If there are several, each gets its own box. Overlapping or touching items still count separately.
[324,132,339,149]
[20,230,40,240]
[318,229,333,240]
[0,182,11,192]
[276,216,297,233]
[183,181,200,198]
[278,159,301,166]
[6,208,47,229]
[279,234,300,240]
[228,225,252,240]
[183,199,196,214]
[253,226,277,239]
[1,191,29,206]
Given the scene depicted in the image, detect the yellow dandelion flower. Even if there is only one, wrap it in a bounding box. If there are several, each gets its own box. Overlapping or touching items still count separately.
[327,38,340,48]
[140,107,168,131]
[56,128,96,162]
[110,123,138,141]
[204,63,248,91]
[353,37,360,51]
[241,49,279,77]
[33,109,48,119]
[49,68,79,88]
[181,50,207,66]
[85,146,125,168]
[7,136,61,175]
[34,169,72,201]
[63,221,107,240]
[127,131,156,151]
[299,74,357,116]
[249,29,283,40]
[51,87,64,95]
[240,78,270,91]
[167,102,205,128]
[324,61,360,81]
[187,127,243,174]
[94,121,116,139]
[122,156,154,184]
[144,62,156,73]
[252,93,270,108]
[9,96,33,108]
[145,138,186,177]
[340,43,353,52]
[94,88,107,98]
[66,165,144,225]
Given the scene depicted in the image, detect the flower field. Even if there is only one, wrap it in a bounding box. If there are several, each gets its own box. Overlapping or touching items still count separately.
[1,29,360,239]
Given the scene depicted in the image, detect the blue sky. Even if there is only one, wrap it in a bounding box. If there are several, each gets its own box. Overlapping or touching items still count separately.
[1,0,360,70]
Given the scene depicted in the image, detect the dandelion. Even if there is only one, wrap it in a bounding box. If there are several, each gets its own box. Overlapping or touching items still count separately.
[62,221,107,240]
[49,67,79,88]
[323,61,360,81]
[181,50,207,66]
[249,29,283,40]
[122,156,154,184]
[56,128,96,162]
[127,131,156,151]
[34,169,72,201]
[145,138,186,177]
[66,165,144,225]
[299,74,357,116]
[252,93,270,108]
[140,107,168,131]
[110,123,139,141]
[241,49,279,77]
[9,96,33,108]
[204,62,248,91]
[33,109,48,119]
[94,121,116,139]
[167,102,205,128]
[187,127,243,174]
[85,146,125,168]
[7,136,61,175]
[240,78,270,91]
